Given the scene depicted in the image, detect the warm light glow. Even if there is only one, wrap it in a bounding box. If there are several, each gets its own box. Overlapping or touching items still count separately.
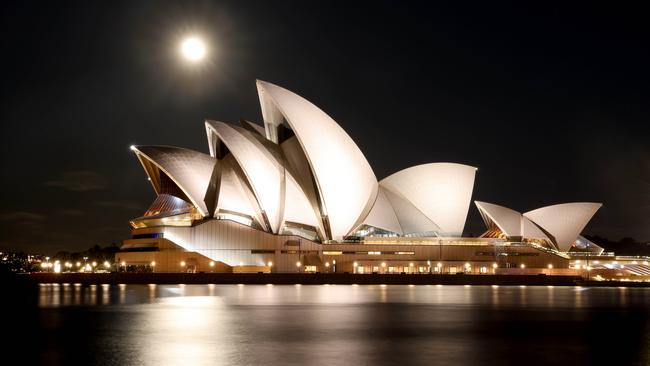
[409,262,414,267]
[437,262,442,268]
[492,263,498,268]
[520,264,525,269]
[91,261,97,267]
[130,145,136,151]
[209,261,215,267]
[76,261,81,267]
[465,262,471,268]
[151,261,156,267]
[267,261,273,267]
[296,261,301,267]
[103,261,110,268]
[548,264,553,269]
[181,37,206,61]
[325,262,330,267]
[353,262,358,267]
[121,261,126,266]
[180,261,186,267]
[381,262,386,267]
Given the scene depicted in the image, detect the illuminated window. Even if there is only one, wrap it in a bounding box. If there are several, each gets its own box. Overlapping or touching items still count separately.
[304,265,317,273]
[323,251,342,255]
[368,251,381,255]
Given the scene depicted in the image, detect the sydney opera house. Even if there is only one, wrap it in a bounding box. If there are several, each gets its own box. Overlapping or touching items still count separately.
[117,80,642,276]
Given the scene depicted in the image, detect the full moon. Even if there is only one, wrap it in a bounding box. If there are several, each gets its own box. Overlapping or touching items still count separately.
[180,37,206,61]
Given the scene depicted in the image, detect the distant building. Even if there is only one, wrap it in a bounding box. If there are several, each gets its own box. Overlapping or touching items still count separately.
[117,80,626,275]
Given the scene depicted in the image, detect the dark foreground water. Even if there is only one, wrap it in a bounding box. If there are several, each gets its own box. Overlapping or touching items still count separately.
[11,284,650,365]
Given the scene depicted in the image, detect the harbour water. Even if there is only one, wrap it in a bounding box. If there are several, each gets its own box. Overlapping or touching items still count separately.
[15,284,650,365]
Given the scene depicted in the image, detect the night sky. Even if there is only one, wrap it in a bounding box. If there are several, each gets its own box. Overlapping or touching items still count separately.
[1,1,648,254]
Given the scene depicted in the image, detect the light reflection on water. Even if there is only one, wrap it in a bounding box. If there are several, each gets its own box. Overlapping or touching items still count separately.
[34,284,650,365]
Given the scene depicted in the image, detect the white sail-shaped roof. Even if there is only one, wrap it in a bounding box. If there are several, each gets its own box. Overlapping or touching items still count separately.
[522,217,551,243]
[283,173,323,230]
[256,80,378,240]
[381,163,476,236]
[216,156,267,229]
[361,187,403,235]
[381,187,440,235]
[131,145,215,217]
[523,202,602,251]
[475,201,522,237]
[206,121,285,233]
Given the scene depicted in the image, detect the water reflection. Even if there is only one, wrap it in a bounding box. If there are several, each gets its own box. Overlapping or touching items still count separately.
[33,284,650,365]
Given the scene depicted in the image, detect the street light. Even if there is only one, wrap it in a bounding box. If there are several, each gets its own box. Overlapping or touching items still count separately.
[296,261,301,273]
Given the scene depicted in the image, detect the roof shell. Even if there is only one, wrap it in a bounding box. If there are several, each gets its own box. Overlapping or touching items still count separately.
[523,202,602,251]
[256,80,378,240]
[132,145,215,216]
[381,163,477,236]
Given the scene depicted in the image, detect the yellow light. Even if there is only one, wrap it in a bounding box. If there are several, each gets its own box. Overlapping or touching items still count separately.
[296,261,301,267]
[548,264,553,269]
[129,145,136,151]
[91,261,97,267]
[353,262,358,267]
[520,264,525,269]
[381,262,386,267]
[209,261,215,267]
[325,262,330,267]
[103,261,110,268]
[409,262,414,267]
[465,262,471,268]
[492,263,498,268]
[180,261,186,267]
[437,262,442,268]
[181,37,206,61]
[150,261,156,267]
[40,262,47,268]
[76,262,81,267]
[121,261,126,266]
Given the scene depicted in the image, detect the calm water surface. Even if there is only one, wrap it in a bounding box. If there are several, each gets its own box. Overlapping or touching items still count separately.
[20,284,650,365]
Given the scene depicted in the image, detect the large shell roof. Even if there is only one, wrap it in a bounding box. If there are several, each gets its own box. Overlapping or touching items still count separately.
[381,163,477,236]
[256,80,378,240]
[129,80,599,244]
[475,201,602,251]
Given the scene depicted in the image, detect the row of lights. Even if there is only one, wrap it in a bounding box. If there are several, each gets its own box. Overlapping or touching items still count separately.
[41,260,112,269]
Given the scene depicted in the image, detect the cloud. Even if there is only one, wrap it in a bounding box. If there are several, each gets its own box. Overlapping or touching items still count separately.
[94,200,142,211]
[44,170,107,192]
[0,211,45,222]
[59,209,85,216]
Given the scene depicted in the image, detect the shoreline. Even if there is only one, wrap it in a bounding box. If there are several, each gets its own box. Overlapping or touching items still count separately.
[23,272,647,287]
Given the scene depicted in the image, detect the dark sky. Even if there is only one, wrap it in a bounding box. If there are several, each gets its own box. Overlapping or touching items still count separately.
[1,1,648,254]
